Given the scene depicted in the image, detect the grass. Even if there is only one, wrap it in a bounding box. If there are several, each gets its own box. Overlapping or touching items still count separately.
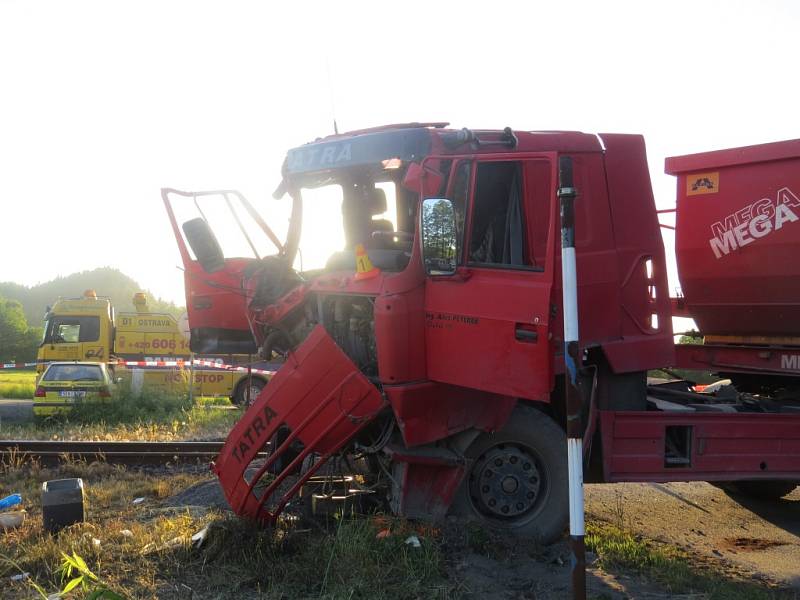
[0,458,213,599]
[0,446,793,600]
[587,520,794,600]
[0,455,452,600]
[0,370,36,399]
[1,383,240,441]
[4,407,240,442]
[186,513,448,599]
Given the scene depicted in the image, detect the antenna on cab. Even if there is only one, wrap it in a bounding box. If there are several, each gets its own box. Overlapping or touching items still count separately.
[326,57,339,135]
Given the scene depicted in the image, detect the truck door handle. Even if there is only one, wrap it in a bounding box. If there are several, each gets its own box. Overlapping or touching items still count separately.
[515,325,538,343]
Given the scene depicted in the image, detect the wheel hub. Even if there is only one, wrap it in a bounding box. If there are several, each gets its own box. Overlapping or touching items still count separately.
[501,476,518,493]
[469,444,542,519]
[243,381,265,406]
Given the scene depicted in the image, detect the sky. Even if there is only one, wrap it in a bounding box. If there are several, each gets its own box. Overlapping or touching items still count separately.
[1,0,798,308]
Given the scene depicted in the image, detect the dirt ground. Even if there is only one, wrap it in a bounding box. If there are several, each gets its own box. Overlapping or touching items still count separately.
[442,534,665,599]
[166,478,661,599]
[585,481,800,589]
[167,477,800,599]
[431,481,800,599]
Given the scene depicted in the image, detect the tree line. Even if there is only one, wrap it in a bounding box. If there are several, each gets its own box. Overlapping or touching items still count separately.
[0,295,43,362]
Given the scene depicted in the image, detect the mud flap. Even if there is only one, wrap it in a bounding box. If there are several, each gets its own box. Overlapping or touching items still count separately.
[212,325,385,523]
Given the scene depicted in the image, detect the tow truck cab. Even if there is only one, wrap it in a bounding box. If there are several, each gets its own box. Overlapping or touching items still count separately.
[38,291,115,374]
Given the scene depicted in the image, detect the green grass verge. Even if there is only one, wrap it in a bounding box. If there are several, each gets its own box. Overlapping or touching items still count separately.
[180,515,450,599]
[587,521,793,599]
[0,371,36,399]
[3,383,240,441]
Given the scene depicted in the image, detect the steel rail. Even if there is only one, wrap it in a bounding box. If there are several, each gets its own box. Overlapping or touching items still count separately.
[0,440,234,466]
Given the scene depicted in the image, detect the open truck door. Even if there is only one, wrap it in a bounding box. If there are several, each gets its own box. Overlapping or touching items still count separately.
[162,188,299,355]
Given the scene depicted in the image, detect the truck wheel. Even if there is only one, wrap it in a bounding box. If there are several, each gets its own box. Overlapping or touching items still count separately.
[234,377,266,407]
[719,480,798,500]
[451,404,568,544]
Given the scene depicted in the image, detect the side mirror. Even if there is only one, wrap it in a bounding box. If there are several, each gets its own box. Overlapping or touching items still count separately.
[182,218,225,273]
[421,198,457,275]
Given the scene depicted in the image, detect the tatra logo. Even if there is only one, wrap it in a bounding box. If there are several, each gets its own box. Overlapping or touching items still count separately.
[231,404,279,464]
[708,187,800,259]
[287,143,352,170]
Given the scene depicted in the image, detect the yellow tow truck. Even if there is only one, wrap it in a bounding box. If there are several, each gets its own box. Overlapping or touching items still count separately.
[37,291,270,404]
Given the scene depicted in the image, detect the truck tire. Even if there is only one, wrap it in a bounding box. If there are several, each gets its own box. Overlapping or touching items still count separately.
[719,480,798,500]
[450,404,568,544]
[233,377,266,407]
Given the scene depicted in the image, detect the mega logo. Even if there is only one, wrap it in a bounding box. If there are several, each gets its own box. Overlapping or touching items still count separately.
[708,187,800,259]
[781,354,800,371]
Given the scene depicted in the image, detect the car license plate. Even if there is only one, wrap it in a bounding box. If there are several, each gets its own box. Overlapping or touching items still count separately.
[58,390,86,398]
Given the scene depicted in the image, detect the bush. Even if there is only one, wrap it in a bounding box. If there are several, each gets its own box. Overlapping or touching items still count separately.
[68,381,194,424]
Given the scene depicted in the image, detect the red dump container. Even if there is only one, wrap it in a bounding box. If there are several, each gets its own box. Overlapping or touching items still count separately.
[666,139,800,338]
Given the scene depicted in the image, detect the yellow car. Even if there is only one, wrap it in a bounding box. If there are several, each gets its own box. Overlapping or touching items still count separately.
[34,362,113,416]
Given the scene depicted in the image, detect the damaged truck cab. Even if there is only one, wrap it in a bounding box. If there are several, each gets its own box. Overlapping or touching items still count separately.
[162,123,678,541]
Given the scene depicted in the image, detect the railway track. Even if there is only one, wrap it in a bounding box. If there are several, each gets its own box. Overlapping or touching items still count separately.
[0,440,232,466]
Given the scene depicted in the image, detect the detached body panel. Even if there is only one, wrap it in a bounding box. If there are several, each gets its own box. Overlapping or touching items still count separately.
[213,325,385,522]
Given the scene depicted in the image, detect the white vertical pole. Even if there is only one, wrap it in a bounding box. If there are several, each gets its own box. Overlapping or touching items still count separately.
[558,156,586,600]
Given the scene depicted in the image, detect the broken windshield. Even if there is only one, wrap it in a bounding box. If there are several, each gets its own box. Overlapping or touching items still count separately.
[168,190,281,261]
[164,172,407,278]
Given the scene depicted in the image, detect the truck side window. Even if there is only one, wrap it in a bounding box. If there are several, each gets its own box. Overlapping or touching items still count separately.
[55,323,80,343]
[450,161,471,262]
[468,161,528,267]
[78,316,100,342]
[46,316,100,343]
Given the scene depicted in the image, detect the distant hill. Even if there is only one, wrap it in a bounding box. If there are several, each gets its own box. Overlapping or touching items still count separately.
[0,267,184,326]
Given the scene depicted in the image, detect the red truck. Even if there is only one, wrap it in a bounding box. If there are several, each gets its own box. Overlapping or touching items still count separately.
[162,124,800,543]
